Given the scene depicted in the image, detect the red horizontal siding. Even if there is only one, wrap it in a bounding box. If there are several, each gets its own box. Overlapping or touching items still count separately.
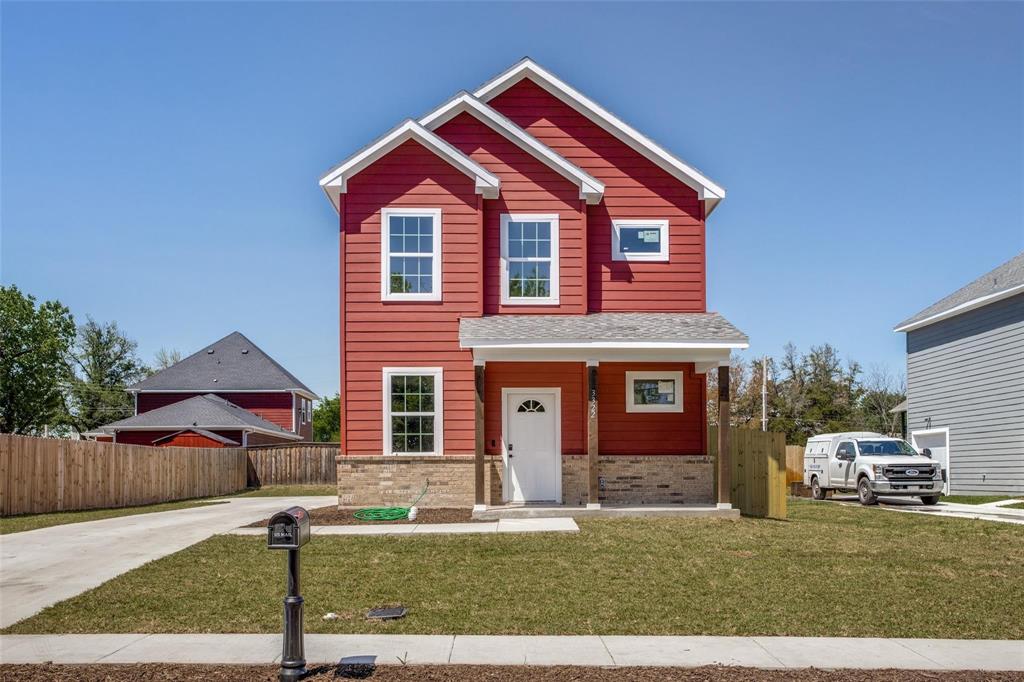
[136,392,294,432]
[114,430,243,446]
[342,139,479,456]
[597,362,706,455]
[156,432,233,448]
[435,112,586,315]
[488,79,707,313]
[484,362,586,456]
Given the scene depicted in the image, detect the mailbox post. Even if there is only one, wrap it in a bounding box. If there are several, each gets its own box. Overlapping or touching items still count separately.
[267,506,311,682]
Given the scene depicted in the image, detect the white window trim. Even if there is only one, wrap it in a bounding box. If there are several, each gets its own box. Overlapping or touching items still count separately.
[500,213,560,306]
[380,207,442,302]
[612,219,669,262]
[625,370,684,413]
[382,366,444,456]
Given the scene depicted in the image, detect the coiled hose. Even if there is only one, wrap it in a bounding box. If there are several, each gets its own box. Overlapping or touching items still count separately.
[353,482,428,521]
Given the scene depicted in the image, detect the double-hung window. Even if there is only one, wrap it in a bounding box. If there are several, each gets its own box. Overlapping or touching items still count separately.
[381,207,442,301]
[383,367,443,455]
[500,213,559,305]
[625,370,684,413]
[612,219,669,262]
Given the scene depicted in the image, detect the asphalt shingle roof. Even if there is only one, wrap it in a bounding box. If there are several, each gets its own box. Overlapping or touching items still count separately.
[896,252,1024,329]
[129,332,315,396]
[459,312,748,345]
[102,394,298,437]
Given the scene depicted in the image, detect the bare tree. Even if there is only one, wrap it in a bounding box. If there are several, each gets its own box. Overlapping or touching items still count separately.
[859,363,906,436]
[153,347,183,370]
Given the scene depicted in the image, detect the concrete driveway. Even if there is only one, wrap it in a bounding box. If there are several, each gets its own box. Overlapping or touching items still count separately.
[829,495,1024,525]
[0,495,335,628]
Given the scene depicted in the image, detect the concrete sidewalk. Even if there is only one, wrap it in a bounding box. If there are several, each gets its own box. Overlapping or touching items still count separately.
[0,495,336,628]
[222,517,579,536]
[831,495,1024,525]
[1,634,1021,670]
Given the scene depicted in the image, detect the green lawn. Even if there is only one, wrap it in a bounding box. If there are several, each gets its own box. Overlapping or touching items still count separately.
[6,501,1022,639]
[941,495,1021,505]
[234,485,338,497]
[1005,502,1024,510]
[0,499,225,535]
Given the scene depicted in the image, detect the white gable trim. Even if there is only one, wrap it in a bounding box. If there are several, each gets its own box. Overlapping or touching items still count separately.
[319,119,500,213]
[474,58,726,215]
[419,92,605,205]
[893,283,1024,333]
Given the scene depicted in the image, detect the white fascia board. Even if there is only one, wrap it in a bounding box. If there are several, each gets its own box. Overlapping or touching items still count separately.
[471,346,734,364]
[318,119,500,213]
[461,339,748,350]
[893,283,1024,333]
[473,58,726,214]
[419,92,605,205]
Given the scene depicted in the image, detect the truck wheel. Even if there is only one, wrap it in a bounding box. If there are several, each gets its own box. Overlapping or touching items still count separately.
[857,477,878,506]
[920,495,940,506]
[811,477,827,500]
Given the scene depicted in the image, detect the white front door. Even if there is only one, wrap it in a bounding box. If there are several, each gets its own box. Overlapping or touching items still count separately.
[504,389,560,503]
[912,428,950,494]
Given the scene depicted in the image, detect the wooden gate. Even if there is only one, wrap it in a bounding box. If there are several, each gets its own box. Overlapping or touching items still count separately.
[708,426,787,519]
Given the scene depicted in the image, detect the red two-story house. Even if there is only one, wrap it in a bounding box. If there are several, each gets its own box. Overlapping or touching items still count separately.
[320,58,748,511]
[90,332,316,447]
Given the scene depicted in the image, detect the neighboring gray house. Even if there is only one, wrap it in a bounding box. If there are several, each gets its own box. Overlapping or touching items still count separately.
[894,252,1023,496]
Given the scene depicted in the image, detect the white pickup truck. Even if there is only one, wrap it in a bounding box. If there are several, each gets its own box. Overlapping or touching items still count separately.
[803,431,945,506]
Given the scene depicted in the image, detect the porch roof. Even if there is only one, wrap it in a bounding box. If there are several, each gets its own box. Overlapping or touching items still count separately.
[459,312,748,363]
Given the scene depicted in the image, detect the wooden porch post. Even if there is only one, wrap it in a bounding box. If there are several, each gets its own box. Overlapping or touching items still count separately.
[587,361,600,509]
[717,365,732,509]
[474,360,486,510]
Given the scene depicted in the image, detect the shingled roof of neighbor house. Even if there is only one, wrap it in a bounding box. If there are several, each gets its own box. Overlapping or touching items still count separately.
[895,251,1024,332]
[129,331,316,397]
[100,394,301,439]
[459,312,749,347]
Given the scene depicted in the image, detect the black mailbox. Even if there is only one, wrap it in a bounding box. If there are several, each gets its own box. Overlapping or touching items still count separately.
[267,506,311,550]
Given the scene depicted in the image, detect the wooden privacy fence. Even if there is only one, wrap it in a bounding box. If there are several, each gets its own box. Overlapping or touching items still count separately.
[0,434,247,516]
[708,427,787,519]
[786,445,805,484]
[246,444,339,487]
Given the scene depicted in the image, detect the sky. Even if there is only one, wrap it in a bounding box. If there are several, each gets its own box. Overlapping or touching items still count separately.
[2,1,1022,400]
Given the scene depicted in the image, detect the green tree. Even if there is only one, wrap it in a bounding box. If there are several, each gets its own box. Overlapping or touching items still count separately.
[312,394,341,442]
[0,286,76,434]
[64,318,149,433]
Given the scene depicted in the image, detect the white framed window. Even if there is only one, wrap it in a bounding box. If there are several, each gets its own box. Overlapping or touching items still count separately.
[625,370,684,413]
[381,207,442,302]
[500,213,559,305]
[612,219,669,262]
[382,367,443,455]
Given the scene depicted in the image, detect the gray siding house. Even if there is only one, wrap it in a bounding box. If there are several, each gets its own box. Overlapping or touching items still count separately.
[894,252,1023,496]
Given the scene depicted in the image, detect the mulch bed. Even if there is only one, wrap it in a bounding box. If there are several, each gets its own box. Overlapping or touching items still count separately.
[246,506,484,527]
[3,664,1021,681]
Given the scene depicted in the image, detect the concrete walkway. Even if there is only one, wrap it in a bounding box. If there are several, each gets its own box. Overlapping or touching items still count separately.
[1,634,1021,670]
[222,518,579,537]
[0,495,336,628]
[831,495,1024,525]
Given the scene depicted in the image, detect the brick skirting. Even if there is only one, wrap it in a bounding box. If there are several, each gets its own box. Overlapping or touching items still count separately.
[338,454,712,507]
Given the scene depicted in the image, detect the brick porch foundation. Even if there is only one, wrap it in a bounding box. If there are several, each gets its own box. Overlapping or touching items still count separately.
[338,454,712,507]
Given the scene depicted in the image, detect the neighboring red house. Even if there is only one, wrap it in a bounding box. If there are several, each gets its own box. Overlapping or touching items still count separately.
[88,332,316,447]
[320,58,747,509]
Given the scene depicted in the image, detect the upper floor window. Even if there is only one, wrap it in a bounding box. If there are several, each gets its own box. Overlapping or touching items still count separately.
[381,207,442,302]
[612,219,669,262]
[500,213,560,305]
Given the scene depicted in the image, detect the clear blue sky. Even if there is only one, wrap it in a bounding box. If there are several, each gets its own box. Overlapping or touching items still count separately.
[3,2,1022,399]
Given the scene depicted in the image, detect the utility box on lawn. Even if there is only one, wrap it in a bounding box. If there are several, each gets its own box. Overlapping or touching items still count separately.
[267,506,310,550]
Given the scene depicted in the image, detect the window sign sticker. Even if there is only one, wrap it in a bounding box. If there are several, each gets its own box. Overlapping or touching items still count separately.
[641,230,660,243]
[657,380,674,394]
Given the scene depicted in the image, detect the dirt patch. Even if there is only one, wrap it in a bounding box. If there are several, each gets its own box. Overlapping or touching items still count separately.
[3,664,1022,681]
[246,506,484,527]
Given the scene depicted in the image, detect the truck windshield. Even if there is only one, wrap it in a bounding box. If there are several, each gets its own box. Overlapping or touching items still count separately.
[855,440,918,456]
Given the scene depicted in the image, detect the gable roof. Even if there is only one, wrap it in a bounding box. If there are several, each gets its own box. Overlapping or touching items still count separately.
[129,331,316,399]
[894,252,1024,332]
[473,58,727,215]
[319,119,501,212]
[418,91,605,205]
[98,394,302,440]
[152,429,240,446]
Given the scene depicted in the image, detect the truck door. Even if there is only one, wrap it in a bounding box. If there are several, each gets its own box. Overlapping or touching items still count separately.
[831,441,856,488]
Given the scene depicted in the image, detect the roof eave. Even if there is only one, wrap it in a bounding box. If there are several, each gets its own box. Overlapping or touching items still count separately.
[893,283,1024,333]
[459,339,749,350]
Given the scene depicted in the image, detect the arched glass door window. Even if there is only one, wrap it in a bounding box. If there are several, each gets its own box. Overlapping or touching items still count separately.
[517,399,546,413]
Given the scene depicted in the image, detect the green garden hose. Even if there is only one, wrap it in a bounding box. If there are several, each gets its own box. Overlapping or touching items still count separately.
[353,482,428,521]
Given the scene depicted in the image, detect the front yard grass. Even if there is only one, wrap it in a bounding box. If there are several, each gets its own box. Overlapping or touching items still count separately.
[941,495,1021,505]
[6,500,1022,639]
[0,499,225,535]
